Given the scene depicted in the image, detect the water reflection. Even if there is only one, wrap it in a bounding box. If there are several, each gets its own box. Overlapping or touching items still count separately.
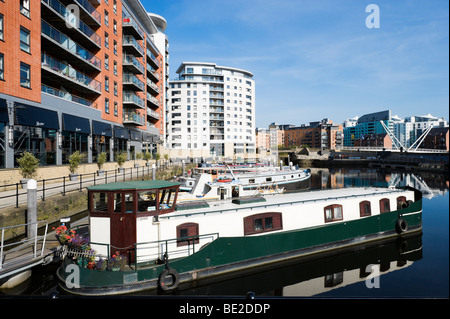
[310,168,449,198]
[149,233,423,296]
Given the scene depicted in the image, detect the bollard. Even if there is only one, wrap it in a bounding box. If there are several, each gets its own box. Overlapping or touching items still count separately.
[152,163,156,180]
[182,160,185,176]
[26,179,37,240]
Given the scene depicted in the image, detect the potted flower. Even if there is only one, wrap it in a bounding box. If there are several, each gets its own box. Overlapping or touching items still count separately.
[116,152,127,173]
[68,151,82,181]
[108,252,128,271]
[96,152,107,176]
[53,225,76,245]
[17,151,39,189]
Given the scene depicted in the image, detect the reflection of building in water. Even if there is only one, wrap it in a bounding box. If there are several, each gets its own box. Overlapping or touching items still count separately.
[311,168,448,199]
[282,235,422,297]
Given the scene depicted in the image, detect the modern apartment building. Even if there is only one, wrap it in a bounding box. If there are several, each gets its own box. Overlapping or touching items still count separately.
[167,62,256,162]
[0,0,168,169]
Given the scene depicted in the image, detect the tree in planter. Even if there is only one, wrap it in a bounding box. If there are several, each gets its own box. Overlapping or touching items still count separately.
[143,151,152,166]
[163,153,169,167]
[134,152,143,167]
[154,153,161,166]
[97,152,107,176]
[68,151,82,181]
[116,152,127,173]
[17,152,39,188]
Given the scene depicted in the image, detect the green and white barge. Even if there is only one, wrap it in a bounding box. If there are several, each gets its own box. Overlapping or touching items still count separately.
[57,180,422,295]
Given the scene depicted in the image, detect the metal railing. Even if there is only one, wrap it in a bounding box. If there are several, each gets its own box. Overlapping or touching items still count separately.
[0,164,171,209]
[89,232,219,270]
[0,221,48,272]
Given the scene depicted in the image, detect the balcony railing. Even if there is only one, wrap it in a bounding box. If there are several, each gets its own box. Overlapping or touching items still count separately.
[147,108,160,120]
[41,53,101,93]
[123,74,144,91]
[122,16,145,39]
[41,0,101,47]
[123,111,145,125]
[123,54,145,74]
[123,35,145,56]
[147,78,159,93]
[147,93,160,107]
[75,0,101,25]
[123,92,145,108]
[146,48,160,68]
[42,84,97,108]
[41,20,101,70]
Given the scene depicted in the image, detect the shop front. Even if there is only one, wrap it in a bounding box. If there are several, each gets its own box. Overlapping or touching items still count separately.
[92,120,112,163]
[62,113,91,164]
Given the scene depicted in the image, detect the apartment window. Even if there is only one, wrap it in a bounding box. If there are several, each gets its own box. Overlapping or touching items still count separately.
[105,98,110,114]
[20,0,30,18]
[324,204,343,223]
[113,61,117,75]
[113,20,117,35]
[20,27,30,53]
[113,81,117,96]
[0,53,4,80]
[0,14,3,41]
[104,10,109,26]
[114,102,118,116]
[105,76,109,92]
[20,62,31,88]
[105,32,109,48]
[105,54,109,70]
[113,0,117,14]
[113,40,117,55]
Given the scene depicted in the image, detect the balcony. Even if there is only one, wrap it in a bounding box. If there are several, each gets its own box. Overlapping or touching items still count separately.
[41,53,101,95]
[122,35,144,57]
[42,84,97,108]
[147,108,160,120]
[73,0,102,26]
[147,64,160,83]
[123,111,145,126]
[123,54,145,74]
[41,0,101,49]
[147,78,159,95]
[123,74,144,91]
[122,16,144,40]
[41,20,101,72]
[147,93,160,108]
[123,92,145,109]
[146,48,160,69]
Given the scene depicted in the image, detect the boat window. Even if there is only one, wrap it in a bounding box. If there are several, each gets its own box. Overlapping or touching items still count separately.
[266,177,272,182]
[124,193,134,212]
[138,190,157,212]
[379,198,390,213]
[93,192,109,212]
[396,196,407,210]
[359,201,371,217]
[114,193,122,212]
[244,212,282,235]
[249,179,255,183]
[324,204,343,223]
[176,223,199,247]
[159,189,176,210]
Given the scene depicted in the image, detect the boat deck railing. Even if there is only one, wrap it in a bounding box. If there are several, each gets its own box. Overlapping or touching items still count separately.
[89,232,219,270]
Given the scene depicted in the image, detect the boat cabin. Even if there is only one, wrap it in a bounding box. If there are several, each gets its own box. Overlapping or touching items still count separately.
[87,181,180,259]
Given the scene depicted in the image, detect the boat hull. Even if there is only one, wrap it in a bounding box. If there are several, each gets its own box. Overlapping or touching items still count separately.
[57,197,422,296]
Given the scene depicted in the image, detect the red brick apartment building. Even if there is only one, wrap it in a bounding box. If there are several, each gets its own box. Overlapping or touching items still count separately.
[0,0,168,169]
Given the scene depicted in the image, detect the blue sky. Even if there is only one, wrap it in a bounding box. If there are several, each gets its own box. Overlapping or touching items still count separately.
[142,0,449,128]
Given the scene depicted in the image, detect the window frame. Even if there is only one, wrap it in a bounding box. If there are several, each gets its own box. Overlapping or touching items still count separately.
[359,201,372,217]
[379,198,391,214]
[176,223,199,247]
[20,26,31,53]
[0,52,4,81]
[243,212,283,235]
[324,204,343,223]
[20,62,31,88]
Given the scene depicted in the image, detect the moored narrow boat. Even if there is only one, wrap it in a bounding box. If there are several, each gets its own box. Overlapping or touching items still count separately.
[56,180,422,295]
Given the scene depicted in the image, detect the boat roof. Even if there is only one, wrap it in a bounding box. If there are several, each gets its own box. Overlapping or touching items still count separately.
[88,180,180,191]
